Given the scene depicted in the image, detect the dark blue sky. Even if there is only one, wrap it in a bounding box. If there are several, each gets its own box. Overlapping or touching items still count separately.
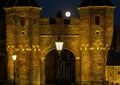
[37,0,82,18]
[38,0,120,25]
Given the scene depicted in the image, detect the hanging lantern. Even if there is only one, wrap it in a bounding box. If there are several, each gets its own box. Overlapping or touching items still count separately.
[55,36,63,51]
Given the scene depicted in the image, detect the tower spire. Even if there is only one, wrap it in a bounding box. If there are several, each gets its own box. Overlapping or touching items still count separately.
[4,0,40,7]
[79,0,114,7]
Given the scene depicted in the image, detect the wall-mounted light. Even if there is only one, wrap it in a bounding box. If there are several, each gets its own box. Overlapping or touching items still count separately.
[12,54,17,61]
[12,53,17,85]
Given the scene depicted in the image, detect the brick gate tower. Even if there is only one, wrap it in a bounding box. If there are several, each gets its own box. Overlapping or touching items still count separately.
[4,0,114,85]
[77,0,114,84]
[4,0,42,85]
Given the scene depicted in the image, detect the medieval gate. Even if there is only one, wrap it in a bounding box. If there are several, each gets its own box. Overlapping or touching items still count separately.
[5,2,114,85]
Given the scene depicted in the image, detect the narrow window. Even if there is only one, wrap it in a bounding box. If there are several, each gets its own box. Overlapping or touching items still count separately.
[20,17,25,26]
[118,71,120,74]
[95,16,100,25]
[34,19,36,24]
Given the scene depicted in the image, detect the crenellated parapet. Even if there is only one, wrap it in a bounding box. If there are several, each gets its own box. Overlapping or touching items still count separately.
[39,18,80,25]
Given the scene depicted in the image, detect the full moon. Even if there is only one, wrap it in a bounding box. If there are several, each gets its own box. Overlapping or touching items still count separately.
[65,11,71,17]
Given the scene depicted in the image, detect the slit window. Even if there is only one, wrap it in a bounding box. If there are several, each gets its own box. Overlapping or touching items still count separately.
[118,71,120,74]
[34,19,36,24]
[20,17,25,26]
[95,16,100,25]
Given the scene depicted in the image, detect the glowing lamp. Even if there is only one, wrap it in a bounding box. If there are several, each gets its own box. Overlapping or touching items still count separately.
[12,54,17,61]
[55,36,63,51]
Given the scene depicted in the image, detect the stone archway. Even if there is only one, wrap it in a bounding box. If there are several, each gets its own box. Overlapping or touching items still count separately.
[45,49,75,85]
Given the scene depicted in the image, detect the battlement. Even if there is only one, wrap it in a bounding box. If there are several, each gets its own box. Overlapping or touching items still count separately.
[39,18,80,35]
[40,18,80,25]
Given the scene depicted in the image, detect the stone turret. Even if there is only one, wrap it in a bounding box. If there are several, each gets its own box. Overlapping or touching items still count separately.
[4,0,42,85]
[77,0,114,84]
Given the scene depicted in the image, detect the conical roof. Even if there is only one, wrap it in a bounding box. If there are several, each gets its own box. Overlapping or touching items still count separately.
[5,0,40,7]
[79,0,114,7]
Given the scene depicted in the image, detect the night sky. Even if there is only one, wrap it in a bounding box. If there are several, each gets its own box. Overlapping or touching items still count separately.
[113,0,120,25]
[37,0,81,18]
[38,0,120,25]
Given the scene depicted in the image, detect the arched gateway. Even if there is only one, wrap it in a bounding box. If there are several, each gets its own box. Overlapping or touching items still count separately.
[45,49,75,85]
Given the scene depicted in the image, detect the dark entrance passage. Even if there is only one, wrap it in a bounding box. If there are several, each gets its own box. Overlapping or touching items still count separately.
[45,49,75,85]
